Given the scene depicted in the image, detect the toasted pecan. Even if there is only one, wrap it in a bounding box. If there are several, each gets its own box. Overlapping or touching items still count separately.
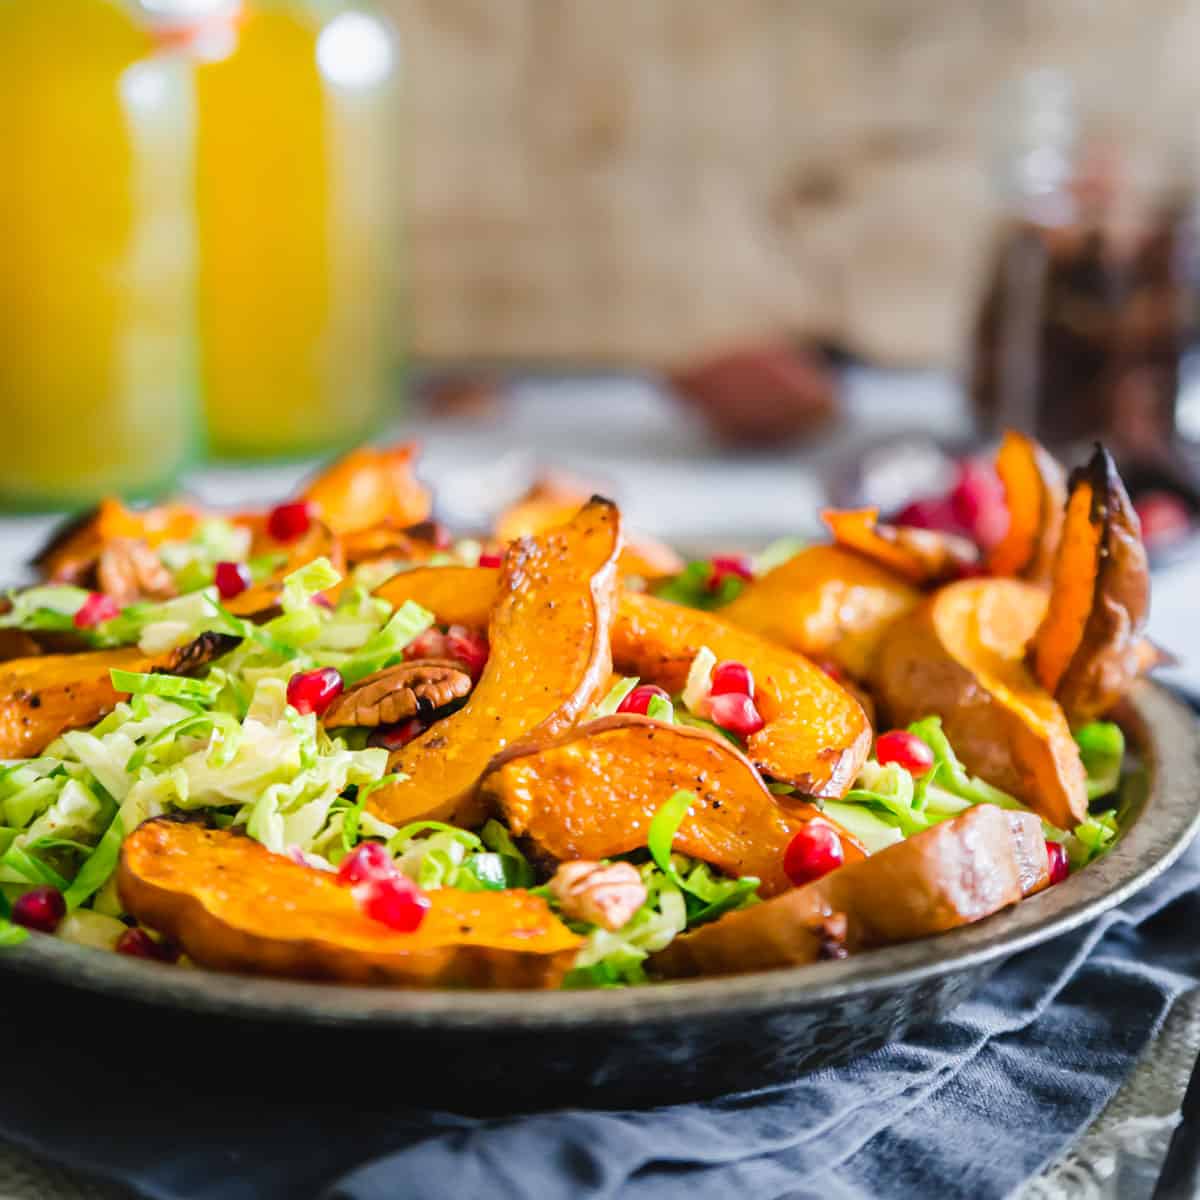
[322,659,473,728]
[97,538,177,607]
[548,860,646,931]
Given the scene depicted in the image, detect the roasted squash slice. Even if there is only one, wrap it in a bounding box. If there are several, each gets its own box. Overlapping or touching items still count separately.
[367,499,622,829]
[652,805,1048,978]
[496,477,683,582]
[612,593,871,799]
[374,568,872,799]
[871,577,1087,828]
[1030,446,1150,723]
[33,498,202,585]
[820,507,979,586]
[483,715,864,896]
[118,819,580,988]
[988,431,1066,582]
[720,544,920,679]
[299,442,431,536]
[0,633,236,759]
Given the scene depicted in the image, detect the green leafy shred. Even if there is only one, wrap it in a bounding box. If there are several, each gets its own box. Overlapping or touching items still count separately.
[654,561,745,610]
[1075,722,1125,801]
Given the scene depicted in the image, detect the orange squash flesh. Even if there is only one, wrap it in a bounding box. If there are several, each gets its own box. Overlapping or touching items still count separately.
[1030,447,1150,723]
[300,443,431,536]
[373,568,873,799]
[118,819,580,988]
[367,499,622,830]
[652,805,1049,978]
[720,544,920,678]
[988,431,1067,581]
[1031,480,1102,695]
[612,593,872,799]
[0,636,233,759]
[871,578,1087,828]
[820,507,979,586]
[483,715,865,896]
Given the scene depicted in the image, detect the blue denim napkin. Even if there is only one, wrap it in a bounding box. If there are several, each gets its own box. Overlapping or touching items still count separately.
[1,837,1198,1200]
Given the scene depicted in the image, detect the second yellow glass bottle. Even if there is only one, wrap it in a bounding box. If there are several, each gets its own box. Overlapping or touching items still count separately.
[192,0,403,459]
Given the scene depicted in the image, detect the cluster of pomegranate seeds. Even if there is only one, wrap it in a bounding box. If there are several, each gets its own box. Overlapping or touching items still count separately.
[214,560,251,600]
[286,667,344,716]
[11,885,66,933]
[1134,490,1192,551]
[73,592,119,629]
[617,683,670,716]
[783,820,844,886]
[894,458,1007,549]
[337,842,394,886]
[706,554,754,593]
[477,550,504,569]
[266,500,314,543]
[874,730,935,776]
[115,927,180,962]
[335,842,431,932]
[369,718,427,751]
[1045,841,1070,886]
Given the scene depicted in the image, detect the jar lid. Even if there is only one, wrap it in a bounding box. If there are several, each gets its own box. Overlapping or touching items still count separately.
[135,0,241,32]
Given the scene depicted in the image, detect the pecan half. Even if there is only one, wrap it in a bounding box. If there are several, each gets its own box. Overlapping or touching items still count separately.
[96,538,177,608]
[321,659,473,728]
[548,860,647,931]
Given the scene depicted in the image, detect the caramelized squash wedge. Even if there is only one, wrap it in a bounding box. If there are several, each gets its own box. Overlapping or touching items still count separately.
[374,569,873,799]
[871,578,1087,828]
[1030,446,1150,723]
[820,507,979,586]
[118,819,579,988]
[0,633,236,759]
[652,805,1048,978]
[720,544,920,679]
[483,715,864,896]
[988,430,1067,581]
[300,442,431,536]
[612,593,871,799]
[367,499,622,829]
[496,477,684,582]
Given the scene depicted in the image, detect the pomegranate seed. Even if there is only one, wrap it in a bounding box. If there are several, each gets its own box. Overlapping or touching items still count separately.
[894,497,967,537]
[617,684,671,716]
[266,501,313,543]
[337,842,395,886]
[710,660,754,698]
[1135,491,1192,550]
[404,628,449,660]
[286,667,344,716]
[708,692,765,736]
[73,592,119,629]
[355,875,431,932]
[115,927,179,962]
[707,554,754,592]
[444,626,489,680]
[11,886,66,933]
[214,560,250,600]
[368,718,427,751]
[478,551,504,568]
[783,820,844,886]
[814,658,846,682]
[875,730,935,776]
[950,459,1006,548]
[312,594,334,609]
[1046,841,1070,886]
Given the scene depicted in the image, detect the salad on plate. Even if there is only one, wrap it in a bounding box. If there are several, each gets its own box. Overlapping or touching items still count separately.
[0,434,1153,988]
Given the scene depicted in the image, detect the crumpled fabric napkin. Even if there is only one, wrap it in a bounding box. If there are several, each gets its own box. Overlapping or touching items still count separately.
[1,825,1198,1200]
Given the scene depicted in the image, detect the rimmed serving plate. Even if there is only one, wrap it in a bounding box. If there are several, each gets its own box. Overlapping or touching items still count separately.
[0,682,1196,1112]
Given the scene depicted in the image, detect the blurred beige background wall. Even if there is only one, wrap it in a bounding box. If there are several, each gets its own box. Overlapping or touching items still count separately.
[385,0,1200,368]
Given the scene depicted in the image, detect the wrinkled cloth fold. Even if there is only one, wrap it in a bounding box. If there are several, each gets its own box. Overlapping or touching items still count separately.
[1,844,1198,1200]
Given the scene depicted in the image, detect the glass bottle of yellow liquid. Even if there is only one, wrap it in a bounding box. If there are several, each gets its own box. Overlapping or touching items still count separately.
[193,0,403,459]
[0,0,200,509]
